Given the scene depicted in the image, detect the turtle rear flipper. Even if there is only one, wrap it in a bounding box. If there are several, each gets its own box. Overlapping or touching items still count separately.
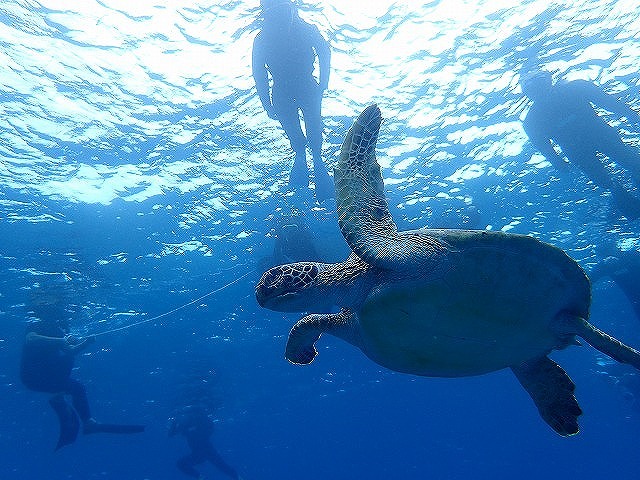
[512,356,581,436]
[557,314,640,370]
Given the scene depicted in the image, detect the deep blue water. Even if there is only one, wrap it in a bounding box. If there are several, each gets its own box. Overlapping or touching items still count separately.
[2,1,640,479]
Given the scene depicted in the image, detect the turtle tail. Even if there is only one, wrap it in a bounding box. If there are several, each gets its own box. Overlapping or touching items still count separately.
[561,314,640,370]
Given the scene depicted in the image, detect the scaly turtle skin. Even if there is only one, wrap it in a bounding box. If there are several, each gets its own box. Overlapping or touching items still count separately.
[255,104,640,436]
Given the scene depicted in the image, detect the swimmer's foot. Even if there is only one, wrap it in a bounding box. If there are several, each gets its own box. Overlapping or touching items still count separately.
[289,155,310,189]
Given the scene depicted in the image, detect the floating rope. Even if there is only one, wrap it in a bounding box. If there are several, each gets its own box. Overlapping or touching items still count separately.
[91,270,253,337]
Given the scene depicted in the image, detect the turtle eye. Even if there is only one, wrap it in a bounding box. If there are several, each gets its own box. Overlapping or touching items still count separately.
[261,268,281,287]
[260,266,291,292]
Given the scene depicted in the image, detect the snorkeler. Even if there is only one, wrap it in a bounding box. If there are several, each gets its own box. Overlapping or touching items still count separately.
[20,309,145,450]
[252,0,333,203]
[520,69,640,219]
[169,406,243,480]
[590,248,640,323]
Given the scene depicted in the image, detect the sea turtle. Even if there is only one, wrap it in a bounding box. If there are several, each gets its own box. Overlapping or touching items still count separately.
[255,104,640,436]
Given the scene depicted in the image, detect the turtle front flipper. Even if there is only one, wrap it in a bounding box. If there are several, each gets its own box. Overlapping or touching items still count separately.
[334,105,398,269]
[511,356,581,436]
[335,105,445,270]
[286,309,358,365]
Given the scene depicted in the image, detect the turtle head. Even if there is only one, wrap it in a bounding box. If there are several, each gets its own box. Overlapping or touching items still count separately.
[256,262,332,312]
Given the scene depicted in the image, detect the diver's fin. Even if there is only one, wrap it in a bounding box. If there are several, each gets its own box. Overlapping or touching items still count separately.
[49,394,80,451]
[83,419,145,435]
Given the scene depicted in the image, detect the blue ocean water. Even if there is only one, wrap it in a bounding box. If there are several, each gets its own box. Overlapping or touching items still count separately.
[1,0,640,479]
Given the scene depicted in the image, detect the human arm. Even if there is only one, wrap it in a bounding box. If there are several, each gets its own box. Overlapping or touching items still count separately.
[25,331,94,354]
[572,79,640,121]
[251,34,277,119]
[522,115,568,171]
[25,331,67,348]
[64,334,96,353]
[310,25,330,91]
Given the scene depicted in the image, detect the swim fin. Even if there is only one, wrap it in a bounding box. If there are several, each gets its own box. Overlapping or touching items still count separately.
[49,394,80,451]
[83,420,145,435]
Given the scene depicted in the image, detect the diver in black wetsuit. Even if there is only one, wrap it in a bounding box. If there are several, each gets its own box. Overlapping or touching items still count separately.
[169,407,243,480]
[20,314,145,450]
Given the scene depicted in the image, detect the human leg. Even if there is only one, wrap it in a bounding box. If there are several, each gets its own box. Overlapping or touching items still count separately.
[605,136,640,183]
[49,394,81,450]
[63,378,145,435]
[573,150,640,219]
[300,83,323,163]
[272,87,309,188]
[300,82,333,201]
[65,378,91,423]
[207,447,239,480]
[177,453,202,478]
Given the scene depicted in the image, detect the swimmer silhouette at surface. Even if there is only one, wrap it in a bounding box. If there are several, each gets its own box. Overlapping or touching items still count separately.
[520,69,640,219]
[169,406,243,480]
[252,0,333,203]
[20,301,145,450]
[590,248,640,323]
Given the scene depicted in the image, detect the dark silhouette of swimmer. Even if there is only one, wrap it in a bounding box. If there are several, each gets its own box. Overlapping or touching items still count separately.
[272,212,322,264]
[252,0,333,202]
[20,312,144,450]
[590,249,640,323]
[169,407,242,480]
[520,70,640,219]
[257,211,326,274]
